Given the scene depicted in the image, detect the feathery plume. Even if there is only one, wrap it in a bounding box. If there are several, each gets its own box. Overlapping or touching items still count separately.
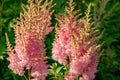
[6,0,53,80]
[52,0,101,80]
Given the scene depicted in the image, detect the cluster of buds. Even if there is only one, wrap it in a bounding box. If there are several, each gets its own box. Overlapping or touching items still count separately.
[6,0,102,80]
[52,0,101,80]
[6,0,53,80]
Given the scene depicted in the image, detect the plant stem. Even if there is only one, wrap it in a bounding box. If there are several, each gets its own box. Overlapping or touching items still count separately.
[23,75,28,80]
[28,69,31,80]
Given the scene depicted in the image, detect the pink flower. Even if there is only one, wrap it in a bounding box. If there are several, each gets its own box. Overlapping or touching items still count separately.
[7,53,25,76]
[65,73,75,80]
[52,24,72,65]
[6,0,53,79]
[80,53,98,80]
[52,1,100,80]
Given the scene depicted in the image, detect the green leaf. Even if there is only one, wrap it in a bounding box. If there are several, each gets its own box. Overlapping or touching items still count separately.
[56,66,63,74]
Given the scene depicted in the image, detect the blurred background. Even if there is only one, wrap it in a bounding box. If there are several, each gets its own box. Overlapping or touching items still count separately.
[0,0,120,80]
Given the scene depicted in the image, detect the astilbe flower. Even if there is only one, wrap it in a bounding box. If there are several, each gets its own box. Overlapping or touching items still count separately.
[52,0,101,80]
[6,0,53,80]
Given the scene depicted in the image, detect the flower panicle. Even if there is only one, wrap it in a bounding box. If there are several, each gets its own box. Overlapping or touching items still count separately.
[5,33,12,52]
[6,0,54,80]
[52,0,101,80]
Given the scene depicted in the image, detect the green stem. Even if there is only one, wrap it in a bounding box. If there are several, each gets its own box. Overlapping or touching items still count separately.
[23,75,28,80]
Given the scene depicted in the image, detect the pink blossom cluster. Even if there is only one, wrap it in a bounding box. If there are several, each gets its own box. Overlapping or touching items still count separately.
[52,17,98,80]
[52,3,99,80]
[7,0,53,80]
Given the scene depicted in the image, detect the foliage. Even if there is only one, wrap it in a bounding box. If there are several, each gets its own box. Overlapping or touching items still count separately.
[0,0,120,80]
